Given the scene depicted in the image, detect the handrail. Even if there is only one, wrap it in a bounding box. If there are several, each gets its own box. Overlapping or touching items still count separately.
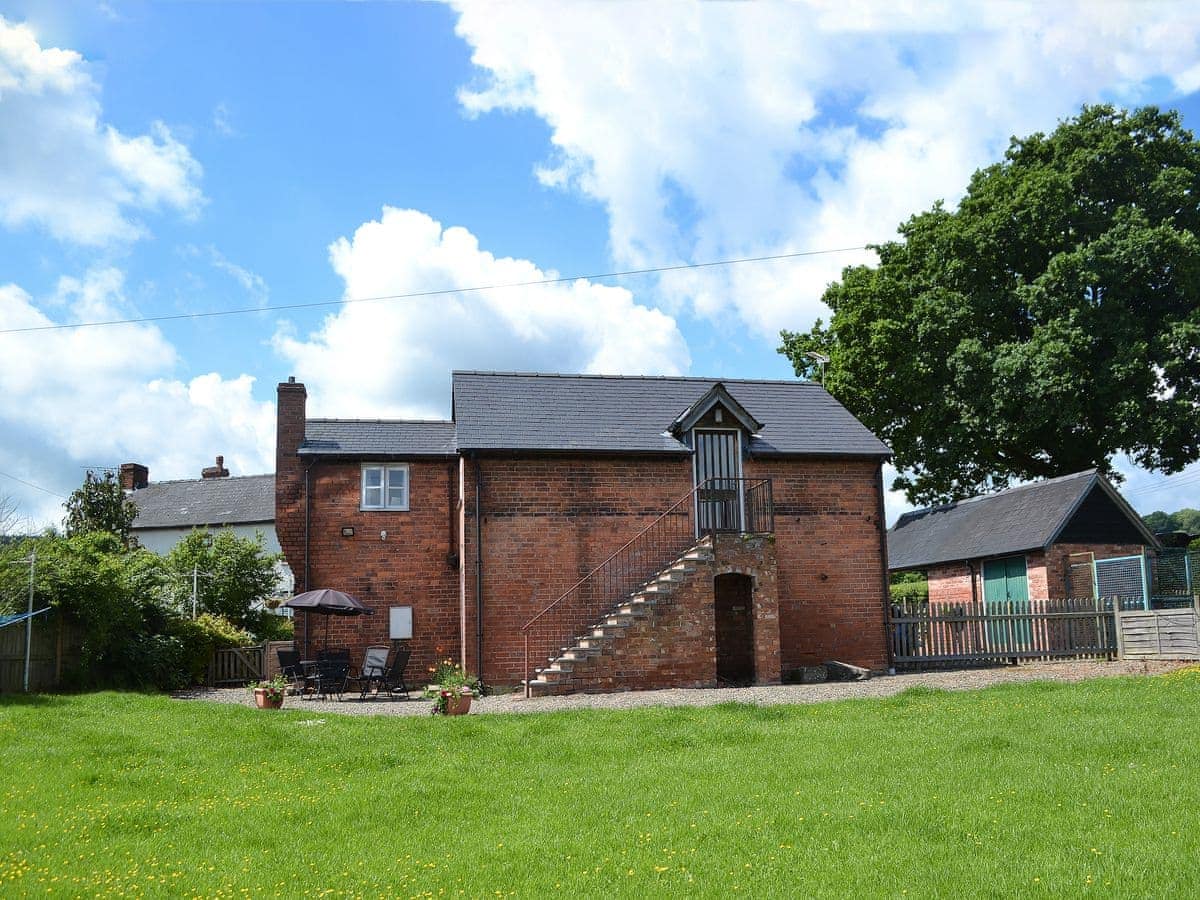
[522,480,706,634]
[521,476,773,695]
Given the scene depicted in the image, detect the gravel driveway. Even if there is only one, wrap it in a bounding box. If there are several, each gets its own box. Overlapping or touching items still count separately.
[176,658,1188,717]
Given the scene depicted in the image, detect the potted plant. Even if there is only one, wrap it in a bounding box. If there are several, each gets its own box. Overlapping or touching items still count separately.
[250,673,289,709]
[423,657,479,716]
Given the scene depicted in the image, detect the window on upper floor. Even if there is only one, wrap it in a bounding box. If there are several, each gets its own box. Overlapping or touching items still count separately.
[361,464,409,511]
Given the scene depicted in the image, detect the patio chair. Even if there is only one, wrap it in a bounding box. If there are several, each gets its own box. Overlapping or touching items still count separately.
[345,645,391,700]
[378,648,412,700]
[312,658,350,701]
[276,648,305,695]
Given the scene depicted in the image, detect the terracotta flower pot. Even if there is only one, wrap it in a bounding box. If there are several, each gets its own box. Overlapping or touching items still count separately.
[254,688,284,709]
[442,690,473,716]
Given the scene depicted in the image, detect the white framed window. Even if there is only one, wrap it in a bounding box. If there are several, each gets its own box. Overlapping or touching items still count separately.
[361,464,409,511]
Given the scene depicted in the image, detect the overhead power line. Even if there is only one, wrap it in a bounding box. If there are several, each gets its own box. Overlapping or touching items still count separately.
[0,245,871,336]
[0,470,67,500]
[1124,468,1200,499]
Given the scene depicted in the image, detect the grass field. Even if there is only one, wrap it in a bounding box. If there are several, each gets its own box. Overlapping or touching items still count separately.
[2,671,1199,898]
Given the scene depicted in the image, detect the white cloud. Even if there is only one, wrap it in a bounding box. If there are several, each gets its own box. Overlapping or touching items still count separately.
[451,0,1200,338]
[208,247,268,305]
[273,206,689,417]
[0,270,274,527]
[212,101,235,137]
[0,16,203,245]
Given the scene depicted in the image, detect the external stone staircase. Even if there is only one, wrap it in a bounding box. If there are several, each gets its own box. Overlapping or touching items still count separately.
[525,537,716,696]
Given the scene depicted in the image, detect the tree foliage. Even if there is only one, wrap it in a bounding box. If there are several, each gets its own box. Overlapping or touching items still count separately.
[63,470,138,544]
[0,524,279,689]
[162,529,282,630]
[780,105,1200,505]
[0,531,167,684]
[1143,508,1200,535]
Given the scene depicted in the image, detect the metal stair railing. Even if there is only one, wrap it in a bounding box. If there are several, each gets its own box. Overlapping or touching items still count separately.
[521,477,773,695]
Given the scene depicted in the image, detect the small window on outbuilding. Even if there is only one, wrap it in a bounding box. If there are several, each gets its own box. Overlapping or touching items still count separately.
[361,464,409,511]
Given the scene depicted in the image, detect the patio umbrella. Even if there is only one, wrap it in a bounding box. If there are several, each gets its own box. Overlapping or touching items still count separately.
[284,589,374,653]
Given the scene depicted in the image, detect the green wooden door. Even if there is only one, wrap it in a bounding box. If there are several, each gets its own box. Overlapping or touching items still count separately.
[982,556,1031,650]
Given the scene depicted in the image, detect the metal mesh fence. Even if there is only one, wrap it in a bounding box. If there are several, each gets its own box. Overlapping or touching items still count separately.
[1094,556,1146,606]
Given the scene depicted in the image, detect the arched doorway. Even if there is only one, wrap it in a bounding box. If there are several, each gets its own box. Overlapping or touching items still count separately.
[715,573,755,684]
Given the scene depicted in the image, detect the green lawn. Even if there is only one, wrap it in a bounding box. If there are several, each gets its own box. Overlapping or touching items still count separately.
[2,672,1199,898]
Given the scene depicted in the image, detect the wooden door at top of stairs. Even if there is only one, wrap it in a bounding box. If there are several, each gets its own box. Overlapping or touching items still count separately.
[983,555,1031,650]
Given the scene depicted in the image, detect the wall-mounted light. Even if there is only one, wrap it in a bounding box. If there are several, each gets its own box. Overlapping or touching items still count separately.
[341,526,355,537]
[380,530,388,541]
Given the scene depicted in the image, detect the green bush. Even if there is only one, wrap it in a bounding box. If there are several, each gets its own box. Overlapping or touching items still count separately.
[110,634,189,692]
[169,614,257,685]
[890,577,929,604]
[248,611,295,643]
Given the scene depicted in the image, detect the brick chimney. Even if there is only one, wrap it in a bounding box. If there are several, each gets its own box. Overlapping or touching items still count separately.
[201,455,231,479]
[119,462,149,491]
[276,377,308,590]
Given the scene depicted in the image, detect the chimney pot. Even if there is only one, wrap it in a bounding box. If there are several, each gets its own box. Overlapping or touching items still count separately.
[201,455,231,479]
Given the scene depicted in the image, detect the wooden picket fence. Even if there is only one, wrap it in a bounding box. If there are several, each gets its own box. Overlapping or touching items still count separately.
[888,597,1135,668]
[207,645,265,686]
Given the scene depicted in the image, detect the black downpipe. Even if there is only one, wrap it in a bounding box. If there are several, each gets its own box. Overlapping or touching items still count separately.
[303,459,315,657]
[473,453,484,681]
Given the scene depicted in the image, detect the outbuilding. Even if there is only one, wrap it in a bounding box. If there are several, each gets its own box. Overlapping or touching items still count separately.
[888,470,1161,609]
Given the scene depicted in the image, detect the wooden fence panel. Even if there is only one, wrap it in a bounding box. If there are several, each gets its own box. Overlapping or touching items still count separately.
[0,613,60,692]
[1116,609,1200,660]
[207,645,265,686]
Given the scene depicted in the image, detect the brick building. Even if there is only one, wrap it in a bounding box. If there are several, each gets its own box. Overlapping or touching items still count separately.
[276,371,893,694]
[888,470,1161,610]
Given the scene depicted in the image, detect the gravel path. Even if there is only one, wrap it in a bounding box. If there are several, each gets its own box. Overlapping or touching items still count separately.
[175,658,1188,718]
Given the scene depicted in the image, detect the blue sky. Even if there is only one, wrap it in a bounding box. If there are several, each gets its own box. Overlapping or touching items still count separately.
[2,1,1200,528]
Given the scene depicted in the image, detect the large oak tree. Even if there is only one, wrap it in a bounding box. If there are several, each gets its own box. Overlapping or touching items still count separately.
[780,105,1200,505]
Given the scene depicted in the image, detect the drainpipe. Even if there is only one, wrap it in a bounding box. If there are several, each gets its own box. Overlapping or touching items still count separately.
[303,458,315,656]
[473,453,484,681]
[446,460,459,569]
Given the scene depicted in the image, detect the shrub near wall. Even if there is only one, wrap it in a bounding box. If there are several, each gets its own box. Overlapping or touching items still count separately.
[890,571,929,604]
[170,614,258,685]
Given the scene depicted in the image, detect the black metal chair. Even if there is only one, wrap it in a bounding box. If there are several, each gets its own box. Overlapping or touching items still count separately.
[345,646,391,700]
[379,649,411,700]
[312,658,350,701]
[276,648,304,695]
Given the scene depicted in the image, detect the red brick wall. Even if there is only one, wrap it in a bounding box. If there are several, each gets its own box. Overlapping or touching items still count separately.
[745,458,889,672]
[292,459,461,678]
[927,561,977,608]
[925,542,1149,607]
[275,380,307,588]
[462,455,695,684]
[558,533,780,692]
[1043,543,1148,598]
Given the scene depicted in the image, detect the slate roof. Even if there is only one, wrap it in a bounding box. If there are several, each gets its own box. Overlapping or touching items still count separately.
[451,371,890,456]
[299,419,457,458]
[887,470,1156,570]
[130,474,275,530]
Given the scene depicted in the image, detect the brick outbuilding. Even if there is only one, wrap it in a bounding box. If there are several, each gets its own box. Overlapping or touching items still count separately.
[275,371,893,694]
[888,470,1162,610]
